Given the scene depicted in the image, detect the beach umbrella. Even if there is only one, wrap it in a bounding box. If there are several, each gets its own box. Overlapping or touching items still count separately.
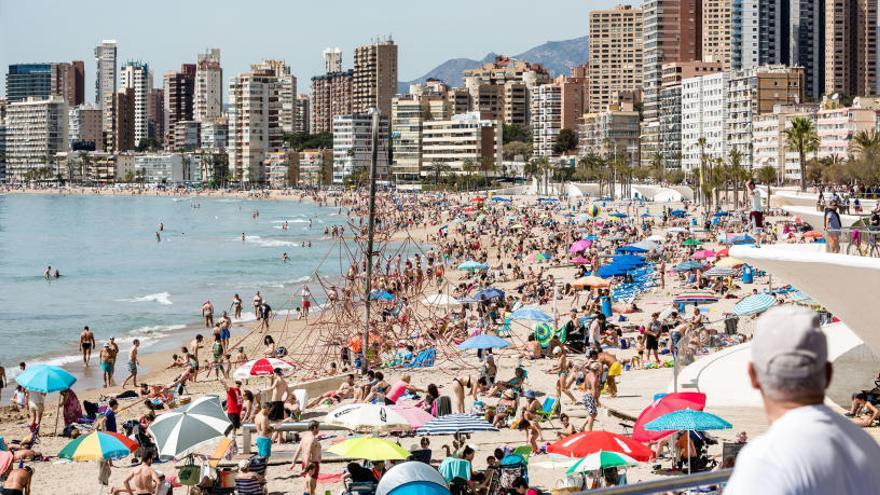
[148,395,232,459]
[586,204,602,217]
[670,209,687,217]
[673,290,718,305]
[703,266,736,278]
[571,256,591,265]
[327,437,411,461]
[713,211,730,217]
[566,451,639,473]
[439,457,472,482]
[715,247,730,258]
[474,287,505,301]
[583,234,600,241]
[233,357,296,380]
[15,364,76,393]
[727,234,756,245]
[616,245,647,254]
[547,431,653,462]
[326,404,411,433]
[597,264,631,278]
[58,431,138,461]
[532,454,579,470]
[632,240,660,251]
[509,307,553,322]
[458,260,489,271]
[570,239,592,253]
[572,276,611,289]
[632,392,706,442]
[673,261,707,272]
[458,334,510,350]
[416,414,499,436]
[422,294,463,307]
[472,196,485,202]
[641,213,653,218]
[612,255,646,265]
[733,293,777,316]
[534,322,555,348]
[681,238,702,246]
[645,409,731,474]
[609,212,628,219]
[491,196,512,203]
[390,405,436,429]
[691,250,717,260]
[715,257,744,268]
[370,290,395,301]
[377,461,450,495]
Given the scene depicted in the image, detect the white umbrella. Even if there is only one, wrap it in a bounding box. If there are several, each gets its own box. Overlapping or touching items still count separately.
[148,396,232,460]
[422,294,462,307]
[326,404,411,432]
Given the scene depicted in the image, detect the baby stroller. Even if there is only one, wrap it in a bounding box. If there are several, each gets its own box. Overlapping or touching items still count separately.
[493,453,528,495]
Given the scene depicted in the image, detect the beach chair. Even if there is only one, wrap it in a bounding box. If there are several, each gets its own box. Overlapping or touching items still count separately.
[233,476,264,495]
[510,446,533,462]
[537,396,559,426]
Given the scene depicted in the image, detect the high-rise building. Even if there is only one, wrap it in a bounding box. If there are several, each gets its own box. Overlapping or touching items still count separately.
[702,0,732,69]
[253,60,297,134]
[421,112,501,176]
[578,103,641,168]
[5,62,84,106]
[114,88,136,152]
[5,96,68,180]
[147,88,164,142]
[95,41,117,149]
[659,61,722,169]
[68,104,103,151]
[352,38,398,116]
[463,56,551,124]
[53,61,85,107]
[310,70,353,134]
[120,61,152,147]
[200,118,228,150]
[731,0,760,70]
[825,0,878,97]
[228,65,283,183]
[531,76,586,157]
[0,101,6,181]
[195,48,223,123]
[295,94,310,134]
[681,72,728,171]
[332,113,389,183]
[817,104,878,157]
[588,5,644,113]
[163,64,196,149]
[323,48,343,73]
[790,1,825,100]
[391,95,430,184]
[752,104,818,181]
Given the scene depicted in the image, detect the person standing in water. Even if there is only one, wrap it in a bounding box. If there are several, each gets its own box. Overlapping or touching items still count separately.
[80,326,96,366]
[159,222,164,231]
[121,339,140,389]
[44,266,52,279]
[242,233,246,242]
[282,252,289,263]
[0,364,6,403]
[156,231,161,242]
[202,300,215,328]
[231,294,243,319]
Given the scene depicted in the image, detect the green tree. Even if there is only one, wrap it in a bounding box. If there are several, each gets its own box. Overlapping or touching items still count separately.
[135,137,162,152]
[755,165,777,208]
[502,141,532,161]
[552,128,579,155]
[784,116,820,191]
[503,124,531,144]
[283,132,334,152]
[852,129,880,156]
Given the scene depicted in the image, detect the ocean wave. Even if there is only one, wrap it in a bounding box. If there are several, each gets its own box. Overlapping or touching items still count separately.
[116,292,173,305]
[131,323,187,335]
[271,219,310,224]
[239,235,301,248]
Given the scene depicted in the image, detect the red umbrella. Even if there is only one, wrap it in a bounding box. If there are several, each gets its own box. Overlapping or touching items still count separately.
[632,392,706,442]
[547,431,654,461]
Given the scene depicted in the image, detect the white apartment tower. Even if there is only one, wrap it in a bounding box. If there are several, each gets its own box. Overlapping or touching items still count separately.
[227,66,283,183]
[680,72,728,171]
[531,84,563,157]
[323,48,343,73]
[195,48,223,123]
[120,61,152,147]
[94,40,117,146]
[332,113,390,183]
[6,96,68,180]
[253,59,297,134]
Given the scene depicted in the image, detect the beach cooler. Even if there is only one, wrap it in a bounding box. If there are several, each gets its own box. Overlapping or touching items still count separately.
[741,265,754,284]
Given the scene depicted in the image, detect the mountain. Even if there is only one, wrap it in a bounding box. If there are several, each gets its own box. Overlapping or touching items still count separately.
[398,36,589,93]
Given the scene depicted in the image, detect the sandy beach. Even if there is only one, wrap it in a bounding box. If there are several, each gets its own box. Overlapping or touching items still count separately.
[1,187,875,495]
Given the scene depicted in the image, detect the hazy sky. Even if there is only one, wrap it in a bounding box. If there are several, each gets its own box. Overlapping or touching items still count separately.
[0,0,612,99]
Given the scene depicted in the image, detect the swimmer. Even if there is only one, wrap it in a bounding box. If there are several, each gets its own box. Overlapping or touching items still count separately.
[53,269,61,278]
[242,233,246,242]
[282,252,289,263]
[159,222,164,231]
[44,266,51,279]
[156,231,161,242]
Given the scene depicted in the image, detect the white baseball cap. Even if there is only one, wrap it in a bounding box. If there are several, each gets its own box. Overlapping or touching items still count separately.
[751,305,827,379]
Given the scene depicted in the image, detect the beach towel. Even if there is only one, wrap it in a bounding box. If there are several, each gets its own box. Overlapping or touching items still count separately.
[62,390,84,427]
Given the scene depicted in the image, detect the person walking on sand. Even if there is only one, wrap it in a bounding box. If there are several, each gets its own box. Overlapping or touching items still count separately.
[100,343,113,388]
[202,300,214,328]
[107,337,119,386]
[121,339,140,389]
[253,291,263,321]
[189,335,204,382]
[300,286,312,319]
[254,404,273,459]
[292,420,322,495]
[80,325,96,366]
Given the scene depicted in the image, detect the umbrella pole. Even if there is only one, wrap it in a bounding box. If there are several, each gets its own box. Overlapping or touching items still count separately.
[687,430,692,475]
[54,394,62,436]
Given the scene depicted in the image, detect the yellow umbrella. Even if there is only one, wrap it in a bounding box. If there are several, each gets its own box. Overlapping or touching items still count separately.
[715,257,744,268]
[327,437,411,461]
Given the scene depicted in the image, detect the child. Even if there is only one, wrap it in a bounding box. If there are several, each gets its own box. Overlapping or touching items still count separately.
[222,354,232,379]
[632,335,645,370]
[295,307,303,320]
[10,385,26,411]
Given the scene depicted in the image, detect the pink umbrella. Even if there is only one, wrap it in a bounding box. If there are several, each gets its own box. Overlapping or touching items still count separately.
[391,405,435,428]
[569,240,592,253]
[691,250,717,260]
[571,256,590,264]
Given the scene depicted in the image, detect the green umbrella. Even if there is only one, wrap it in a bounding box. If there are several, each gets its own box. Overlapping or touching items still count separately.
[682,238,702,246]
[566,451,639,473]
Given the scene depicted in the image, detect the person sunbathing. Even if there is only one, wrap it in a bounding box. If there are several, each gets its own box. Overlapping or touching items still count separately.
[307,374,355,408]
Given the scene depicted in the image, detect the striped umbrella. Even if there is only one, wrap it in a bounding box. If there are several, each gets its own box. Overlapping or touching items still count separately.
[233,357,296,380]
[704,266,737,278]
[566,451,639,473]
[673,261,707,272]
[733,293,777,316]
[673,290,718,305]
[416,414,499,436]
[148,395,232,459]
[58,431,138,461]
[790,290,816,304]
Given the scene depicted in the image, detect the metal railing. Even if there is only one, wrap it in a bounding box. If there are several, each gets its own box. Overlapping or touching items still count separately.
[574,469,732,495]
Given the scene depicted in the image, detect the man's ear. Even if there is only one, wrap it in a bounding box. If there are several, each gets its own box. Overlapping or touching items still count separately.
[748,362,761,391]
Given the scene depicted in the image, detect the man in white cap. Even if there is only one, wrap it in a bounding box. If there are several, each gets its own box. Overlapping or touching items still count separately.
[725,306,880,493]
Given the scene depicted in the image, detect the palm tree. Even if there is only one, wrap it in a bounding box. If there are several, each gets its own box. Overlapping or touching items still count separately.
[429,160,449,187]
[461,159,475,192]
[728,148,744,208]
[852,129,880,156]
[784,116,819,191]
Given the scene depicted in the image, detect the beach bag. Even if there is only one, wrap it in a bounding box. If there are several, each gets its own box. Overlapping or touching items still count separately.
[435,396,452,417]
[177,463,201,486]
[498,455,528,493]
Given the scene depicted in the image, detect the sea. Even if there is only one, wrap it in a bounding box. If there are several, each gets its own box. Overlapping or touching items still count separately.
[0,193,350,378]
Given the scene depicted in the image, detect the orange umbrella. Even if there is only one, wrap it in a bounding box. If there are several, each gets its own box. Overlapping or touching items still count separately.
[572,276,611,289]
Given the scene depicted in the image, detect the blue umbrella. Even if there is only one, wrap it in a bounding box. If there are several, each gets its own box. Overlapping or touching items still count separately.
[15,364,76,393]
[370,290,395,301]
[673,261,707,272]
[613,255,646,265]
[616,245,647,254]
[670,209,688,217]
[645,408,732,432]
[597,264,631,278]
[609,212,628,218]
[733,293,777,316]
[727,234,756,245]
[713,211,730,217]
[510,307,553,322]
[458,260,489,271]
[474,287,505,301]
[641,213,653,218]
[458,334,511,350]
[584,234,600,241]
[416,414,499,435]
[490,196,512,203]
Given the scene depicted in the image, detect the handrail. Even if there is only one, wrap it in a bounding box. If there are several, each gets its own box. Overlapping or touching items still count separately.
[572,469,733,495]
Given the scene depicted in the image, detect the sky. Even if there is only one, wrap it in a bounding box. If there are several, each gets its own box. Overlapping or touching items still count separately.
[0,0,612,99]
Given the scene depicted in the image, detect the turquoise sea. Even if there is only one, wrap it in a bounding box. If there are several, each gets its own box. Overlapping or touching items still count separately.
[0,193,348,373]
